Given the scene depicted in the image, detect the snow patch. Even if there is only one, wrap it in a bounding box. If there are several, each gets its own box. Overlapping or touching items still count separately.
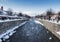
[0,19,25,23]
[41,19,60,25]
[3,35,9,40]
[56,31,60,35]
[0,21,27,42]
[9,31,16,36]
[57,21,60,24]
[34,20,43,26]
[49,37,52,40]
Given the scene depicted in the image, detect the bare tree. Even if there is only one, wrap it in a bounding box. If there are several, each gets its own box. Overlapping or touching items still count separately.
[58,11,60,16]
[46,9,54,20]
[57,11,60,22]
[18,12,23,16]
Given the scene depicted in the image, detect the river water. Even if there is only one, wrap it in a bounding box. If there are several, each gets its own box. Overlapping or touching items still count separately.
[4,19,60,42]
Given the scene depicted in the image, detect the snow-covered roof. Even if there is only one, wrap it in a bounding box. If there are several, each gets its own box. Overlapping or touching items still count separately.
[51,14,58,19]
[0,9,7,15]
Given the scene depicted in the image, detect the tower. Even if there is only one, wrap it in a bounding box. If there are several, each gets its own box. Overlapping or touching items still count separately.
[1,6,3,11]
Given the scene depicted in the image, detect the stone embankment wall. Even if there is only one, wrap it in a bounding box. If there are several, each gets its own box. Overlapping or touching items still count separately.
[0,19,26,35]
[37,19,60,39]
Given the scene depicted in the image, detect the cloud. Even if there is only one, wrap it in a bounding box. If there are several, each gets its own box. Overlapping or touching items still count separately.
[22,10,43,16]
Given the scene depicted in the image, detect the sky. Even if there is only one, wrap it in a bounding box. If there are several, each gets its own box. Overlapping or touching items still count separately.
[0,0,60,16]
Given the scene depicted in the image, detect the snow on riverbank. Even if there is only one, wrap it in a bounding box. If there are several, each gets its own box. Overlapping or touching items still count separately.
[46,20,60,25]
[0,21,27,42]
[39,19,60,25]
[56,31,60,35]
[38,19,60,36]
[34,20,43,26]
[0,19,26,23]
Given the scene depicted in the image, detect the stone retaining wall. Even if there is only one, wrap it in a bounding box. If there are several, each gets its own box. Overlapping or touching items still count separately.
[0,19,26,34]
[37,19,60,39]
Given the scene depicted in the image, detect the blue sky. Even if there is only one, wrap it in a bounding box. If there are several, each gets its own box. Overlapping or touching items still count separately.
[0,0,60,16]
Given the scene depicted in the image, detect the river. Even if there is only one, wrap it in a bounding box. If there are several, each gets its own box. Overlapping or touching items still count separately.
[4,19,60,42]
